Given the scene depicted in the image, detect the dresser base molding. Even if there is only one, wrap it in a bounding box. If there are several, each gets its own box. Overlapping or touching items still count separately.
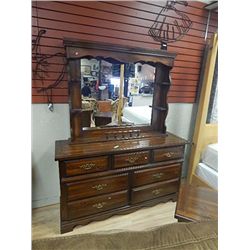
[60,193,177,234]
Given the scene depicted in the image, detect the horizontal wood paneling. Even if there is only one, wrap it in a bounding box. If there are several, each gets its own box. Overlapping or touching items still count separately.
[32,1,218,104]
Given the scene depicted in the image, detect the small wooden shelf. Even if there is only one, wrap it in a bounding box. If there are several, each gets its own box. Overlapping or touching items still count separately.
[71,109,91,114]
[69,80,81,84]
[149,106,167,111]
[160,82,171,86]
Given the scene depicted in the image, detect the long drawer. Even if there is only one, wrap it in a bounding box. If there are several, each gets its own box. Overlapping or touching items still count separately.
[153,147,184,163]
[131,179,179,204]
[132,164,181,187]
[66,173,128,201]
[114,151,149,169]
[64,156,108,177]
[67,190,128,220]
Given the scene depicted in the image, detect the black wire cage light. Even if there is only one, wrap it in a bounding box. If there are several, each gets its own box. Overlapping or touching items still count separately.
[148,0,193,50]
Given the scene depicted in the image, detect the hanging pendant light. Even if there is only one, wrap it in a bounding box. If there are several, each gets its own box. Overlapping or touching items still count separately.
[148,1,193,50]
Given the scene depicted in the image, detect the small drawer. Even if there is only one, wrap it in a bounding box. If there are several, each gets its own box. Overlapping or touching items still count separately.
[131,179,179,204]
[114,151,149,169]
[67,190,128,220]
[66,173,128,201]
[153,147,184,163]
[133,164,181,187]
[64,156,108,177]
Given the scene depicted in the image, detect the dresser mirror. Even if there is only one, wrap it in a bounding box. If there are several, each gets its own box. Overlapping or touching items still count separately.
[80,58,155,128]
[64,38,176,141]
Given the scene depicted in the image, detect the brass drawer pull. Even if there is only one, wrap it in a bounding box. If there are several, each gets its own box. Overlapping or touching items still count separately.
[126,155,139,164]
[92,202,106,209]
[163,152,175,158]
[152,188,162,195]
[79,163,96,170]
[152,173,163,179]
[92,184,107,191]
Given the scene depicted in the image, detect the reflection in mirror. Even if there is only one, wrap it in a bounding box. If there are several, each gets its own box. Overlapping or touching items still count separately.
[80,58,155,128]
[206,54,218,124]
[124,63,154,125]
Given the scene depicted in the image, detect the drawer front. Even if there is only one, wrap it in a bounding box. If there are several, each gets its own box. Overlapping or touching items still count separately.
[153,147,184,163]
[64,156,108,177]
[67,190,128,220]
[114,151,149,169]
[133,164,181,187]
[131,179,179,204]
[66,174,128,201]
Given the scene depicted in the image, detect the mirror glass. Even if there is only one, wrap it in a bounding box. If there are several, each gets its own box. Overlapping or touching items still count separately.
[206,54,218,124]
[80,58,155,128]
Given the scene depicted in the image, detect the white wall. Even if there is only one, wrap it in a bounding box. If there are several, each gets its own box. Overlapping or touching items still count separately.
[166,103,198,176]
[32,103,197,208]
[32,104,70,208]
[167,103,196,140]
[132,95,153,106]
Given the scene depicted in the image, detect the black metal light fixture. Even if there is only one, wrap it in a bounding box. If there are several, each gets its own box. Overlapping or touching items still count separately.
[148,1,193,50]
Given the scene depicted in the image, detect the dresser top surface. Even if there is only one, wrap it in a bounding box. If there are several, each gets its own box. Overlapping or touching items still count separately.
[55,132,187,161]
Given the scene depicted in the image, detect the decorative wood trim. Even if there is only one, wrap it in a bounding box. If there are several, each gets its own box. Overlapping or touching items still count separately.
[64,38,177,60]
[64,39,176,67]
[60,193,177,233]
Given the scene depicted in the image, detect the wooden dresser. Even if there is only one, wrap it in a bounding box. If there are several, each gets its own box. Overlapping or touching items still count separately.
[55,39,187,233]
[55,129,186,233]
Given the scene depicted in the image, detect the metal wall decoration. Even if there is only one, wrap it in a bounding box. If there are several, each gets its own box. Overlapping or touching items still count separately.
[33,1,66,111]
[32,29,66,111]
[32,29,49,79]
[148,1,192,50]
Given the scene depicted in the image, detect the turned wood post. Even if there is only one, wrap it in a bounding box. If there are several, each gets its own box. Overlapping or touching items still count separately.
[151,63,172,133]
[68,59,82,140]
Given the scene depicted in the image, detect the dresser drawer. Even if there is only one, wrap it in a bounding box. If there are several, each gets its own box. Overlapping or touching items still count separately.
[131,179,179,204]
[64,156,108,177]
[132,164,181,187]
[66,173,128,201]
[153,147,184,163]
[114,151,149,169]
[67,190,128,220]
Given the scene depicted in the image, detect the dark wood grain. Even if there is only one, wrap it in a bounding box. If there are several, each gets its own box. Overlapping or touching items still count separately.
[151,63,171,133]
[67,190,128,220]
[64,156,109,177]
[60,159,184,184]
[153,146,184,162]
[64,38,176,66]
[65,173,128,201]
[57,136,186,233]
[175,181,218,222]
[114,151,149,169]
[60,193,177,233]
[131,178,179,204]
[133,163,181,187]
[55,132,187,161]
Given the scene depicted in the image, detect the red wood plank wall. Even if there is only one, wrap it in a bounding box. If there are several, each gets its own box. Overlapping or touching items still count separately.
[32,1,218,104]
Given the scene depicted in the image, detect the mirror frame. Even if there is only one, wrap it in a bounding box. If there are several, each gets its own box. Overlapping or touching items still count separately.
[63,38,176,142]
